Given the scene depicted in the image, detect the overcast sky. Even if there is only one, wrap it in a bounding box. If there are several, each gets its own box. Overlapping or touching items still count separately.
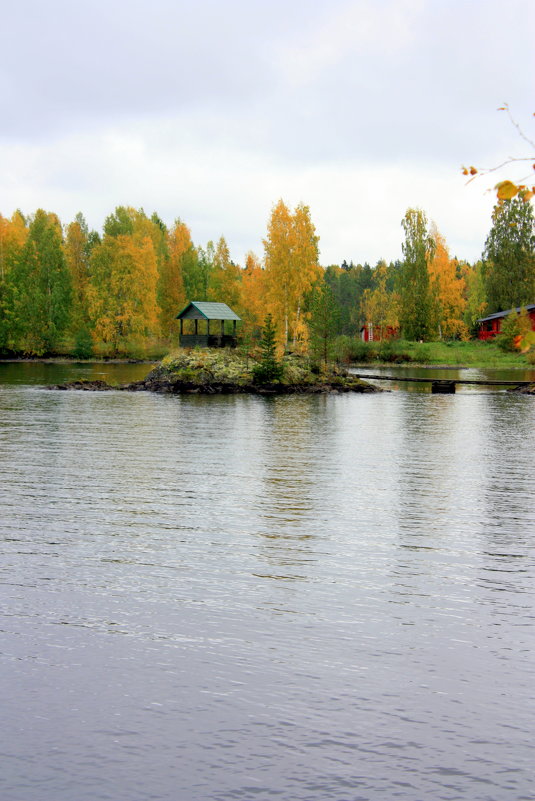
[1,0,533,266]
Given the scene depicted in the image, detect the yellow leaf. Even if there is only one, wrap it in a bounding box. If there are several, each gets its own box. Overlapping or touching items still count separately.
[495,180,519,200]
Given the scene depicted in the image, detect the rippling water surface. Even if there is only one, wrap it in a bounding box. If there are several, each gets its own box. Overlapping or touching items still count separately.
[1,365,534,801]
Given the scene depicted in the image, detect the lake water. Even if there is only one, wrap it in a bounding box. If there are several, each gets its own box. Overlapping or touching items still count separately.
[1,363,534,801]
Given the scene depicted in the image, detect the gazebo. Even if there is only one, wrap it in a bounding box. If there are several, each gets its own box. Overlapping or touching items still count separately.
[176,301,241,348]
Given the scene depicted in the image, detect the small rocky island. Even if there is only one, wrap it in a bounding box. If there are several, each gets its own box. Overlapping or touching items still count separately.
[50,349,380,394]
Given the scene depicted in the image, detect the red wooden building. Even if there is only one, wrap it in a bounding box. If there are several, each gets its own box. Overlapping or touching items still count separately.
[477,304,535,341]
[360,323,399,343]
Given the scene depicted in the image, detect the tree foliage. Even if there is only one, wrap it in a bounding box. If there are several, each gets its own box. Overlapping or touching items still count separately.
[263,200,321,348]
[252,314,284,383]
[8,210,72,354]
[308,283,340,368]
[428,226,468,339]
[483,198,535,312]
[463,104,535,203]
[0,194,533,357]
[399,208,435,341]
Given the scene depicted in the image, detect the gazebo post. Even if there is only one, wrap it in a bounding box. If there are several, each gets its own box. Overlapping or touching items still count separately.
[195,319,198,335]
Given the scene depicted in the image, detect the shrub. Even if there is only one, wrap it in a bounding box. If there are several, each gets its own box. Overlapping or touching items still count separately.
[73,328,94,359]
[333,336,375,363]
[496,308,532,352]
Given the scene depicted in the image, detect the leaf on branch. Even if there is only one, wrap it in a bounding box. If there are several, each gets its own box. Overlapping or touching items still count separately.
[469,166,477,175]
[495,180,519,200]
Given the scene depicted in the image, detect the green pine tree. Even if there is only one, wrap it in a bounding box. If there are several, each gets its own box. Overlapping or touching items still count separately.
[252,314,284,383]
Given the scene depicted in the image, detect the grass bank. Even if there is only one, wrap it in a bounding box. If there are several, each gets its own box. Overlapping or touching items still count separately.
[334,337,534,368]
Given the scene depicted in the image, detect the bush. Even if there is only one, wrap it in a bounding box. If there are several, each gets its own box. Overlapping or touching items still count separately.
[375,340,413,363]
[413,344,431,364]
[496,309,532,352]
[333,336,375,363]
[73,328,94,359]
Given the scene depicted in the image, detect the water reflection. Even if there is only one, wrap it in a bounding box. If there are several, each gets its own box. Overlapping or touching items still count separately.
[248,397,329,582]
[1,368,535,801]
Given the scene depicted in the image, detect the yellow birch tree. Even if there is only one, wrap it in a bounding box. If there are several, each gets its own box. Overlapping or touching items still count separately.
[428,225,468,339]
[263,200,321,349]
[88,232,159,352]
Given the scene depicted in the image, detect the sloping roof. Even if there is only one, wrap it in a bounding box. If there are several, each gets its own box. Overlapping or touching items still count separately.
[176,301,241,321]
[477,303,535,323]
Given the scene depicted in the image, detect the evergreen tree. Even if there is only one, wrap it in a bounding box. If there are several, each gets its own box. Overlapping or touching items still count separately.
[252,314,283,383]
[483,198,535,312]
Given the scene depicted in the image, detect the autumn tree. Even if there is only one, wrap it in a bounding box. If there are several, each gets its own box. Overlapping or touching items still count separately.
[482,198,535,312]
[463,104,535,203]
[399,208,434,341]
[239,251,265,338]
[263,200,321,349]
[87,229,159,353]
[208,236,242,316]
[158,219,189,338]
[0,211,28,350]
[427,226,467,339]
[64,213,92,328]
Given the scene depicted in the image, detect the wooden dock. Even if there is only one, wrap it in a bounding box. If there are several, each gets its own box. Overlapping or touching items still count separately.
[352,373,534,393]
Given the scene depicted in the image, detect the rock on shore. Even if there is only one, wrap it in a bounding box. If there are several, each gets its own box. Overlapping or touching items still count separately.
[508,383,535,394]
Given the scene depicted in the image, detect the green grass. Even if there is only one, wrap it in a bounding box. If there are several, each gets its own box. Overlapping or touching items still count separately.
[334,337,534,367]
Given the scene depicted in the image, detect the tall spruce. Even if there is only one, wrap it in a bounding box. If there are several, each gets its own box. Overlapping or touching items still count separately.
[252,314,283,383]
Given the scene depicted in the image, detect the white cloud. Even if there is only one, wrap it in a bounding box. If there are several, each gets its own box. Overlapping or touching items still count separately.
[0,0,532,269]
[274,0,421,89]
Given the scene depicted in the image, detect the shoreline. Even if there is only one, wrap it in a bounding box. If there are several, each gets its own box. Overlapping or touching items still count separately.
[2,357,533,371]
[0,357,156,364]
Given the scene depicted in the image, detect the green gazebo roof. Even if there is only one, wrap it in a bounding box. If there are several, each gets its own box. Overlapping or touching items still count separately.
[176,301,241,321]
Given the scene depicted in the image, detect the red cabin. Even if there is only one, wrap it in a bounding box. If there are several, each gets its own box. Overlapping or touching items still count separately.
[477,304,535,341]
[360,323,399,343]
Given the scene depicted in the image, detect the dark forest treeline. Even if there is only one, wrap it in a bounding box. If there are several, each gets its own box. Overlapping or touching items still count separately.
[0,199,533,358]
